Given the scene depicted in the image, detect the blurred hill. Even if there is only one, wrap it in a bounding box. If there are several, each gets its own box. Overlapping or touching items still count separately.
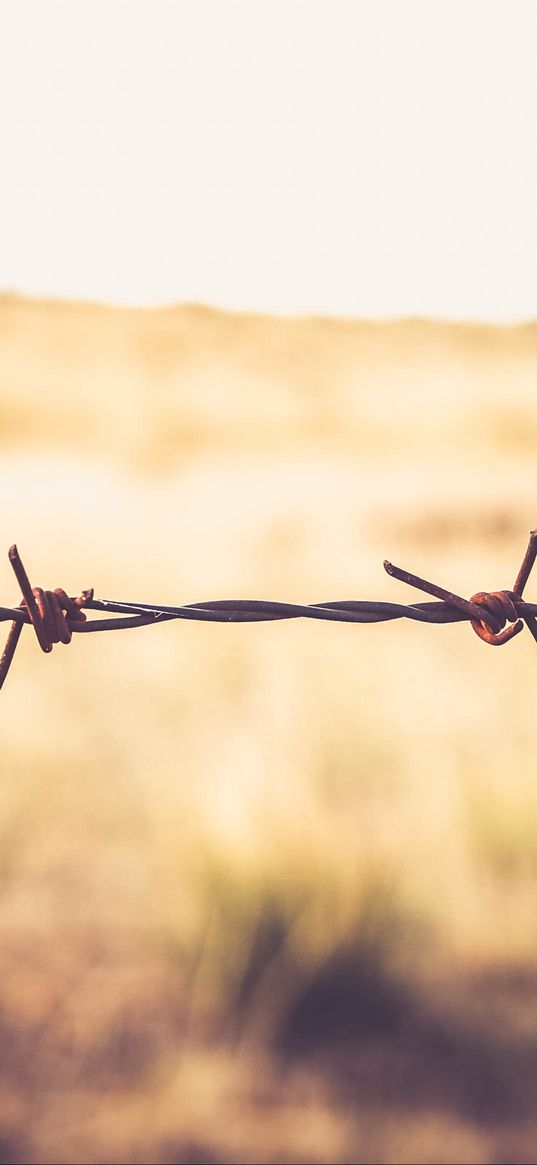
[2,292,537,467]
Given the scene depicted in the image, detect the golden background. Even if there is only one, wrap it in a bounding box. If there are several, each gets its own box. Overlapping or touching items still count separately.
[1,294,537,1163]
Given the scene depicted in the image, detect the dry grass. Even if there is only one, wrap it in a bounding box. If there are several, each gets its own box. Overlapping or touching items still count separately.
[2,295,537,1162]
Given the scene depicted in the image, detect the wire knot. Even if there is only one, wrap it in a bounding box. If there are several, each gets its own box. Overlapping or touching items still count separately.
[7,544,93,653]
[469,590,523,646]
[21,586,89,651]
[384,531,537,648]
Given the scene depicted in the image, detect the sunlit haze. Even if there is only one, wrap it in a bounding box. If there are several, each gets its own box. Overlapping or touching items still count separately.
[1,0,537,319]
[6,7,537,1164]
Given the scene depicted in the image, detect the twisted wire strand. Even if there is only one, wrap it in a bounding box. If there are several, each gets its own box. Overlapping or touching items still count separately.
[2,595,537,631]
[2,532,537,691]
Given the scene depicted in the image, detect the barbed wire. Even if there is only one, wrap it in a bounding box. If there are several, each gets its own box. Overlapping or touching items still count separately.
[1,533,537,690]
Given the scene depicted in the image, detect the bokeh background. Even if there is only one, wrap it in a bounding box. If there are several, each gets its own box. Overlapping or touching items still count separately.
[2,4,537,1164]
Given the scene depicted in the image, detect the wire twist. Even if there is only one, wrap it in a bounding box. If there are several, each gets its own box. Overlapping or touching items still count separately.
[469,590,523,645]
[1,531,537,690]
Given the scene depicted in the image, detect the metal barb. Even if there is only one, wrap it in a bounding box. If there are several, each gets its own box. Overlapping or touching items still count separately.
[0,620,23,690]
[512,529,537,644]
[383,560,500,628]
[513,530,537,597]
[385,528,537,647]
[0,546,91,688]
[469,529,537,645]
[9,544,52,653]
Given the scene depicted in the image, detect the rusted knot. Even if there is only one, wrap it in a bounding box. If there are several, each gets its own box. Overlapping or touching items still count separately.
[469,590,523,646]
[22,586,89,651]
[384,530,537,648]
[0,546,95,691]
[8,544,93,653]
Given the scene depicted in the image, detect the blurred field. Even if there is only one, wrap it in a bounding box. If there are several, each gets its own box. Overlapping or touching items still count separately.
[2,293,537,1163]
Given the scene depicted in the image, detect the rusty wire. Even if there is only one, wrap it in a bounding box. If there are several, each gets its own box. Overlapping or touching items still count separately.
[1,533,537,691]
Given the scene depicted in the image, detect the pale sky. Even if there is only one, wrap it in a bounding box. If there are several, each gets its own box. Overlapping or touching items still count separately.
[1,0,537,319]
